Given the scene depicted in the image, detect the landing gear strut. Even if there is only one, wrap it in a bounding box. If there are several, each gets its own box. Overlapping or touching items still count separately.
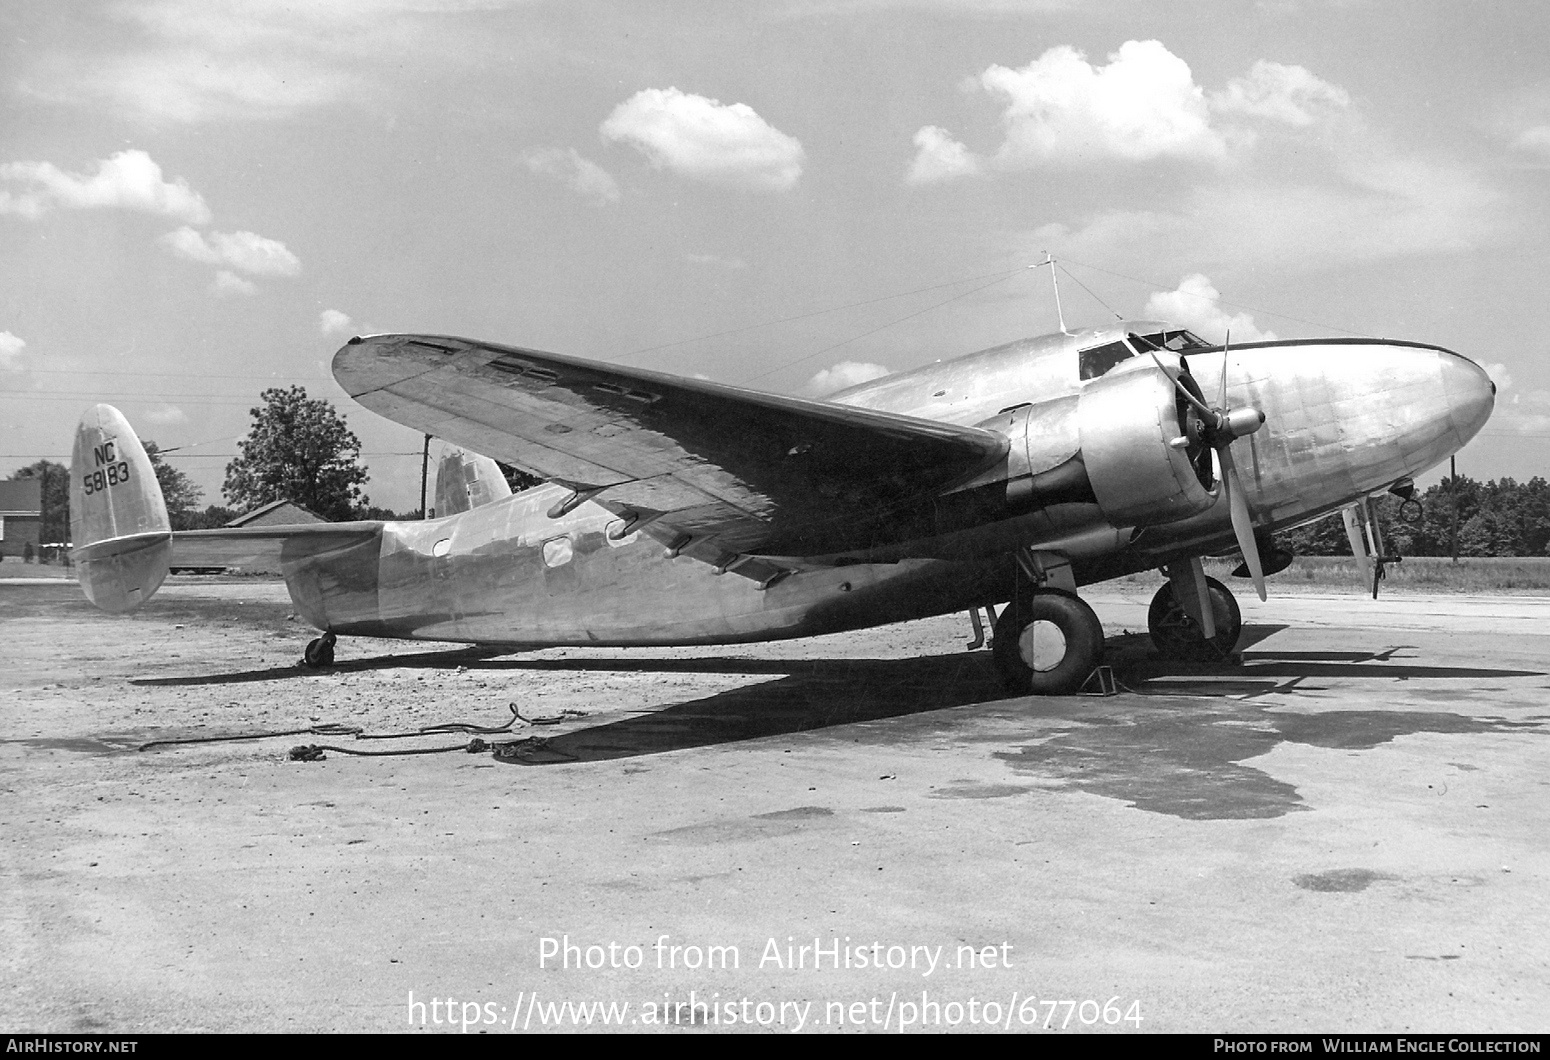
[302,632,337,669]
[1147,577,1242,661]
[992,589,1105,695]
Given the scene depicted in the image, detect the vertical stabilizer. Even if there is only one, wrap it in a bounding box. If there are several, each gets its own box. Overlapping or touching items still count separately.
[70,404,172,613]
[434,447,513,516]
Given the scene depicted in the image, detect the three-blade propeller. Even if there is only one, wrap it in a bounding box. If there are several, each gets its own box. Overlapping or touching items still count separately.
[1139,332,1268,601]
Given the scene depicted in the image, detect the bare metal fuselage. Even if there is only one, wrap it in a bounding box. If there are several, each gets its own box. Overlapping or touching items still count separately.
[277,328,1494,647]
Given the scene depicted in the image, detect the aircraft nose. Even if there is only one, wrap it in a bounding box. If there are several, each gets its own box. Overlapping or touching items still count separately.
[1437,349,1495,448]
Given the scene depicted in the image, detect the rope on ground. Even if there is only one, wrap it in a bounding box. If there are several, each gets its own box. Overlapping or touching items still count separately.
[140,703,534,754]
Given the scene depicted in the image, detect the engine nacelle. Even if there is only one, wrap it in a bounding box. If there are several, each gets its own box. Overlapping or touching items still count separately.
[1077,357,1216,527]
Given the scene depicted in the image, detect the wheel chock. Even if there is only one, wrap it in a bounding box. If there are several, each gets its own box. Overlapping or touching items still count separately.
[1080,665,1118,696]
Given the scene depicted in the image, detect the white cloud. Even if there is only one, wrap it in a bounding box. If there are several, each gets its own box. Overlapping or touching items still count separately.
[804,361,892,396]
[1482,362,1514,394]
[1143,275,1276,343]
[928,44,1355,174]
[907,126,983,184]
[1034,153,1507,274]
[601,88,805,191]
[685,253,748,270]
[523,148,621,203]
[144,404,188,425]
[0,331,26,371]
[161,226,301,276]
[319,309,357,336]
[1496,386,1550,436]
[1510,125,1550,162]
[211,270,257,296]
[27,0,463,122]
[1210,61,1350,128]
[79,54,356,124]
[0,150,211,223]
[978,41,1228,167]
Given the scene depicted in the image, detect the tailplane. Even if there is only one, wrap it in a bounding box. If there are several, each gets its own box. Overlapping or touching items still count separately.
[70,404,172,613]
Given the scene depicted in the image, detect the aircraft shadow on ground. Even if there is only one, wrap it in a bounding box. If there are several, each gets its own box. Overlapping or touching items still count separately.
[488,629,1547,794]
[119,628,1550,820]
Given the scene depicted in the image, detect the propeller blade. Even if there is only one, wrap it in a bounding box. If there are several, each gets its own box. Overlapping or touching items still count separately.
[1188,555,1216,641]
[1219,444,1266,601]
[1142,347,1215,420]
[1341,505,1373,590]
[1219,328,1231,410]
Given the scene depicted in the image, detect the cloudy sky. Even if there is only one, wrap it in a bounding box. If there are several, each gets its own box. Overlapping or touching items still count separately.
[3,0,1547,512]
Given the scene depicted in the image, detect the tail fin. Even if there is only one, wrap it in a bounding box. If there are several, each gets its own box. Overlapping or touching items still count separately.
[434,446,513,517]
[70,405,171,613]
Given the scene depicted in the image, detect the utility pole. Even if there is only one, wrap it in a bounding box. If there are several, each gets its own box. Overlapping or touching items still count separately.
[1449,455,1459,563]
[420,434,431,519]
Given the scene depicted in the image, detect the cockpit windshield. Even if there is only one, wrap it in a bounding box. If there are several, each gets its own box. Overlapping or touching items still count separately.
[1132,329,1214,353]
[1078,340,1132,381]
[1078,329,1216,381]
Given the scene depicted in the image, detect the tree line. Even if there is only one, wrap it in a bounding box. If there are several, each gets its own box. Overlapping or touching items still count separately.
[1279,476,1550,558]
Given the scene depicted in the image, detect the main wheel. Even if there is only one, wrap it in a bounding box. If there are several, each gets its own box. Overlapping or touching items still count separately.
[991,590,1105,696]
[302,633,336,669]
[1147,577,1242,661]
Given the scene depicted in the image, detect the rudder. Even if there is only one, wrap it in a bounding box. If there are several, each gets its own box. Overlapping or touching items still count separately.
[70,404,172,613]
[434,446,513,517]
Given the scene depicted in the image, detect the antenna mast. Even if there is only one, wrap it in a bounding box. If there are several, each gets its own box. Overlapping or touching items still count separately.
[1033,253,1069,335]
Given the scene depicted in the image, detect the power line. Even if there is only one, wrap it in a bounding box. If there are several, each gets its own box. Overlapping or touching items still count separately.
[618,265,1027,361]
[1055,255,1373,338]
[741,272,1018,385]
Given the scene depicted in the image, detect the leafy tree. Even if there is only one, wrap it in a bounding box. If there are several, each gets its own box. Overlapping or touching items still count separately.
[180,505,238,530]
[223,386,369,521]
[358,504,412,521]
[143,441,205,530]
[496,460,543,493]
[10,460,69,544]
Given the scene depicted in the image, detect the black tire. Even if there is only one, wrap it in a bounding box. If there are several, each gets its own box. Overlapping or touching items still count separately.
[303,635,336,669]
[1147,577,1242,661]
[992,589,1105,696]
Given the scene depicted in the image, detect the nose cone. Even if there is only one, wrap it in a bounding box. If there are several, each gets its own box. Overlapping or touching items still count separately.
[1438,350,1495,448]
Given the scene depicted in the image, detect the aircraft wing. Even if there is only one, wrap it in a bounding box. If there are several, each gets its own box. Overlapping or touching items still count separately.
[334,334,1008,563]
[166,522,384,570]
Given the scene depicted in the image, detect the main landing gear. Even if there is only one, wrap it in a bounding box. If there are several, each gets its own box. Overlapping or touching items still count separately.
[991,589,1106,695]
[1147,576,1242,661]
[302,631,337,669]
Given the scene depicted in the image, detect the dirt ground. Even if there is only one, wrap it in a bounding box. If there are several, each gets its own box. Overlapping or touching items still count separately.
[2,572,1548,1033]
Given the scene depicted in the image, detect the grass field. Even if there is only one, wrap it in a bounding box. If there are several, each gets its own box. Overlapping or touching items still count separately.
[1166,555,1550,594]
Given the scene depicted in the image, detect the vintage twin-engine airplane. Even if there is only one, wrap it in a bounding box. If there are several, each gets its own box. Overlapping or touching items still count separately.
[70,317,1494,694]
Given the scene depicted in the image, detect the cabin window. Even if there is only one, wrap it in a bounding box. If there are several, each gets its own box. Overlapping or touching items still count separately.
[542,536,574,567]
[1078,341,1133,380]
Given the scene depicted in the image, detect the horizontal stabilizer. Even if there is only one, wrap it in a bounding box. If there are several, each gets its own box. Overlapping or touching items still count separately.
[70,405,172,613]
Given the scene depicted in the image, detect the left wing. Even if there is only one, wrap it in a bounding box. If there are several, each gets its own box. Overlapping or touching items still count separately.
[334,334,1009,563]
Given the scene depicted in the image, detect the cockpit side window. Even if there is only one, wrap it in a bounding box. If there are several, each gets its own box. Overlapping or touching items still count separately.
[1133,329,1213,352]
[1078,340,1133,380]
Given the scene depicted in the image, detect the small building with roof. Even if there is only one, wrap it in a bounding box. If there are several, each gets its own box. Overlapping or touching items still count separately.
[0,480,42,559]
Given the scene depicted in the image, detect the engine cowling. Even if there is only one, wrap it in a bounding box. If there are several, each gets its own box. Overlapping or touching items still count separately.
[1076,357,1216,527]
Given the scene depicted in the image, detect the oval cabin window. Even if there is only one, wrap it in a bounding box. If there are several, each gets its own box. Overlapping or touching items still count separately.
[542,536,574,567]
